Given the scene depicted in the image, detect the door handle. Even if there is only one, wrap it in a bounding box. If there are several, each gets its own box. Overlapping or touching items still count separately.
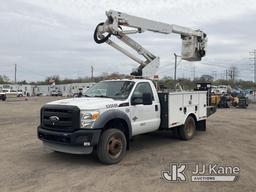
[155,105,158,111]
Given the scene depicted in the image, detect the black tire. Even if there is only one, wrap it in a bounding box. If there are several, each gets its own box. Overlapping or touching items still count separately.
[97,128,127,164]
[179,116,196,140]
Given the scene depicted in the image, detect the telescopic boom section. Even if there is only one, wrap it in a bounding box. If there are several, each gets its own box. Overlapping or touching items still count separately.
[94,10,207,78]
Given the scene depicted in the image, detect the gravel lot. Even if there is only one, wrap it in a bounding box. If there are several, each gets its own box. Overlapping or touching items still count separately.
[0,97,255,192]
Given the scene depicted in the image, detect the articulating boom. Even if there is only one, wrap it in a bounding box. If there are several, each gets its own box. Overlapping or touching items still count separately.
[94,10,207,78]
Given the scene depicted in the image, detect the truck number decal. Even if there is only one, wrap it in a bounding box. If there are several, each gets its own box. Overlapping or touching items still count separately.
[106,104,118,108]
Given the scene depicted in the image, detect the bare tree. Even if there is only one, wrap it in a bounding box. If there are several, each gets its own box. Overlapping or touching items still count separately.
[0,75,10,83]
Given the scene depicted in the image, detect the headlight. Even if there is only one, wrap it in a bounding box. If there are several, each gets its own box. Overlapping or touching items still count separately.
[80,111,100,128]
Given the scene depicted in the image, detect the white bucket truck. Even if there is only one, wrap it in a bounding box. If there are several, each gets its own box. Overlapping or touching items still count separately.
[38,10,215,164]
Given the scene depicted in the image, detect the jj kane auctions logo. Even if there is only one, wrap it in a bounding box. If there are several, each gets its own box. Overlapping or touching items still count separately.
[161,162,240,182]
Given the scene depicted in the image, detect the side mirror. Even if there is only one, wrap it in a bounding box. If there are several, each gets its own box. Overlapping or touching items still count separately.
[131,93,153,105]
[142,93,152,105]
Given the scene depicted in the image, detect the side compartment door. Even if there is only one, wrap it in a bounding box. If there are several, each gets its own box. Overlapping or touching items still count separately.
[183,93,199,115]
[199,93,207,119]
[168,94,184,127]
[130,82,160,136]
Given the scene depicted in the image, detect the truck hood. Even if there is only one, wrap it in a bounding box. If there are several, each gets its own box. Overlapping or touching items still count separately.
[47,97,124,110]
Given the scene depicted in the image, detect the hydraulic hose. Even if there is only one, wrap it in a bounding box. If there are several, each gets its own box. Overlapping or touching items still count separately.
[94,22,111,44]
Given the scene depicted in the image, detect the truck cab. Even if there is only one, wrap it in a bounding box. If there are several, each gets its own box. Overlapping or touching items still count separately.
[38,79,213,164]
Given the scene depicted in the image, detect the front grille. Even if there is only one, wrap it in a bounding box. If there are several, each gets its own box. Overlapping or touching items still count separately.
[38,132,71,144]
[41,105,80,132]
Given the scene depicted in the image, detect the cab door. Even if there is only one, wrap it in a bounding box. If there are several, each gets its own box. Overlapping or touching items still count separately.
[129,82,160,136]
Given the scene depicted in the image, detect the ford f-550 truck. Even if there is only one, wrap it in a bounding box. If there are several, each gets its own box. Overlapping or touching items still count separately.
[38,79,215,164]
[37,10,212,164]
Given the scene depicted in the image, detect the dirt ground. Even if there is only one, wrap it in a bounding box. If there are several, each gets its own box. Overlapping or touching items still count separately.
[0,97,255,192]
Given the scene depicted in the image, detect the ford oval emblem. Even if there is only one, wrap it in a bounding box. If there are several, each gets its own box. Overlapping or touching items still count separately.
[49,116,60,122]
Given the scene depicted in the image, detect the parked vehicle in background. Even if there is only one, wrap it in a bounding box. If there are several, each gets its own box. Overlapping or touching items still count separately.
[17,90,24,97]
[211,85,232,95]
[211,85,218,94]
[73,88,83,97]
[2,89,24,97]
[50,90,63,96]
[217,85,231,94]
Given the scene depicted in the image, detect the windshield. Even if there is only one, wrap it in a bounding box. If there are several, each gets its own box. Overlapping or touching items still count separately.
[85,81,135,100]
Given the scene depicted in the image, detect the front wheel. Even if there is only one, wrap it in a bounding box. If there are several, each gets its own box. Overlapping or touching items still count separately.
[97,129,127,164]
[179,116,196,140]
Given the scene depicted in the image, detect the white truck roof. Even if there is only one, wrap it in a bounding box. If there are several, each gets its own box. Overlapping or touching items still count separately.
[103,79,152,83]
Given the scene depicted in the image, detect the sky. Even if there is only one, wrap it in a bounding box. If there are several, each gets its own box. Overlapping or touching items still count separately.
[0,0,256,82]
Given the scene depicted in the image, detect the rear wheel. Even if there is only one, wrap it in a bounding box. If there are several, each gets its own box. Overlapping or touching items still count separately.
[179,116,196,140]
[97,128,127,164]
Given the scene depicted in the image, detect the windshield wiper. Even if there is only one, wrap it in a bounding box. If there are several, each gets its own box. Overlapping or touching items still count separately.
[94,95,112,98]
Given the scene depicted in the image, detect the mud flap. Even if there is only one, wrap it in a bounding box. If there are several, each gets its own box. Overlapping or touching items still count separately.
[196,120,206,131]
